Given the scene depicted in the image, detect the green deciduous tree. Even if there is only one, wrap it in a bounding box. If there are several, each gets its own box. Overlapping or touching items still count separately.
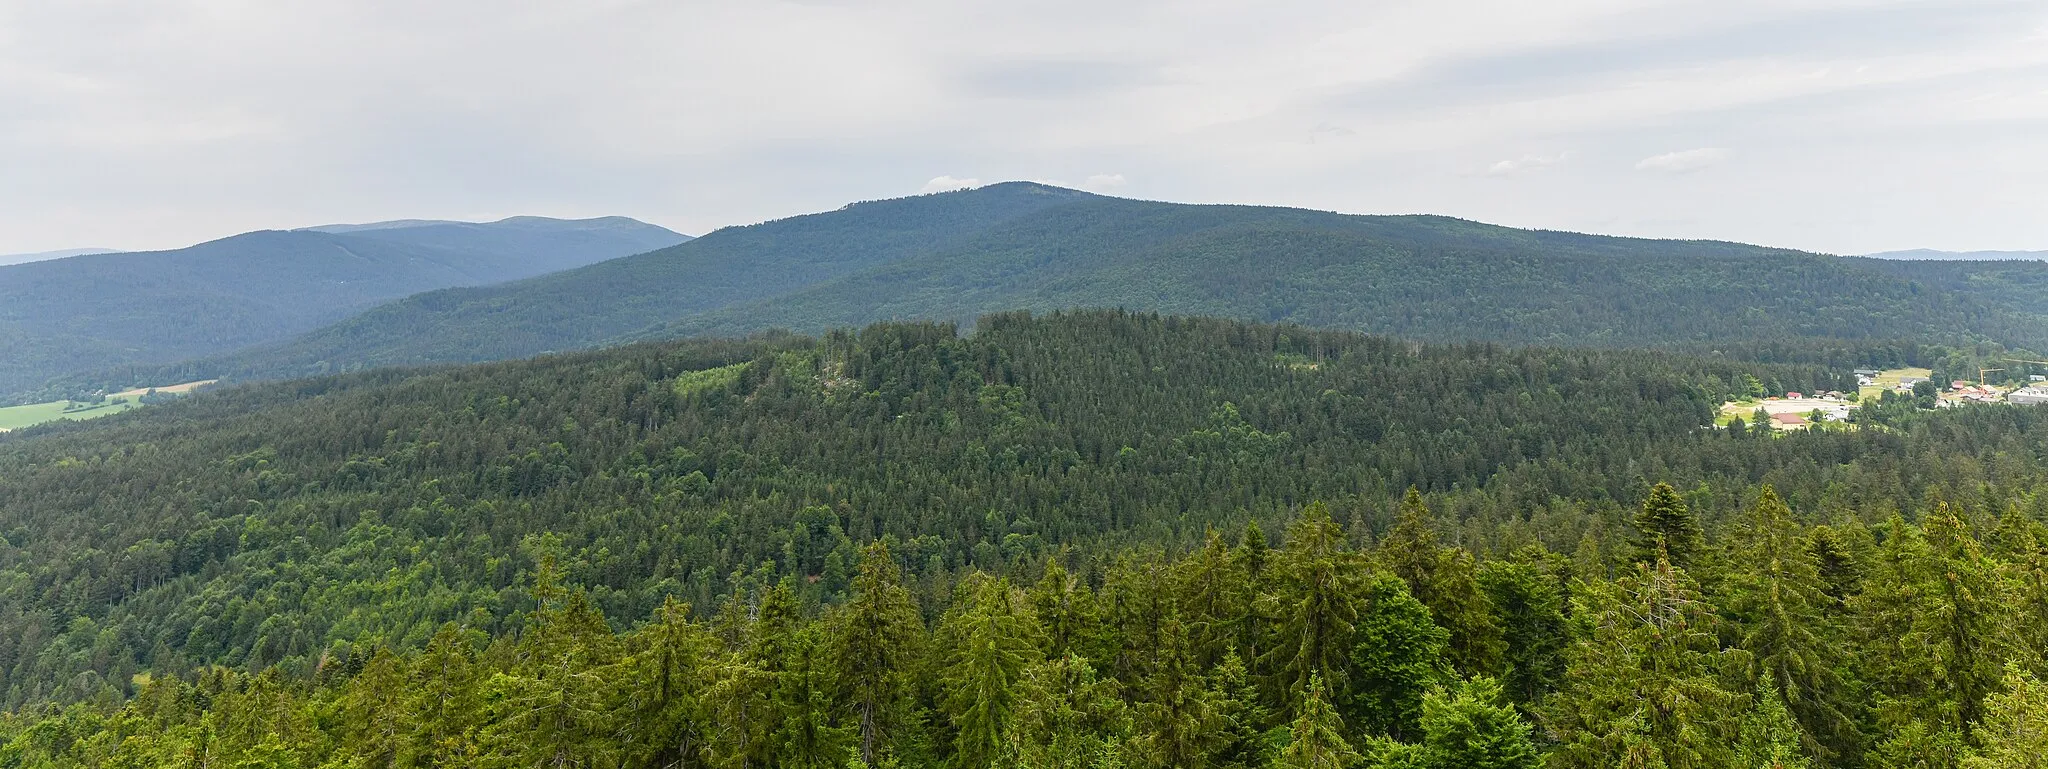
[1346,576,1450,742]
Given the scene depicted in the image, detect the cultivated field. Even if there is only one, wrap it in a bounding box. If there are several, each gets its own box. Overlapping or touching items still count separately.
[0,379,216,432]
[1861,367,1933,400]
[0,399,140,431]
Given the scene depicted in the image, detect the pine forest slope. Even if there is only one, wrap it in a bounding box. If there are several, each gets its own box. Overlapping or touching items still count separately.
[0,310,2036,708]
[4,312,2048,769]
[176,184,2048,388]
[0,216,688,397]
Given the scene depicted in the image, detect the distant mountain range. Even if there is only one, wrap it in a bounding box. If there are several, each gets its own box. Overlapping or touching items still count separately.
[1866,249,2048,261]
[0,216,688,398]
[104,183,2048,390]
[0,248,123,267]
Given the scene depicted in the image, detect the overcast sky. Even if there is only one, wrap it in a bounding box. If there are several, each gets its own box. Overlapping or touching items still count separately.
[3,0,2045,256]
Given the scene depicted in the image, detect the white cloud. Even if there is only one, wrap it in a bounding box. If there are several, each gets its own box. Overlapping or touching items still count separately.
[1634,147,1732,174]
[1485,154,1566,177]
[920,175,981,193]
[1,1,2045,253]
[1082,173,1128,190]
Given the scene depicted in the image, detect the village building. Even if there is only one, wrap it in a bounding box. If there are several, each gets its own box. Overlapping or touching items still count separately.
[2009,387,2048,405]
[1769,412,1809,429]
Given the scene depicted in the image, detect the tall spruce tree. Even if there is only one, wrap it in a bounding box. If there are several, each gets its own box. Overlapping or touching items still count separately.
[1260,503,1367,716]
[1922,506,2011,728]
[1965,665,2048,769]
[1476,556,1568,710]
[828,541,925,768]
[1137,615,1220,769]
[1543,556,1740,769]
[939,575,1044,769]
[1632,482,1705,569]
[1277,676,1361,769]
[1734,678,1813,769]
[1723,485,1857,760]
[1212,650,1274,769]
[1378,489,1504,676]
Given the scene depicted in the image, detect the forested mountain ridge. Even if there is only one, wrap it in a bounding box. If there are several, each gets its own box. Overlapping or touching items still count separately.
[2,312,2047,767]
[192,184,1099,380]
[0,216,688,399]
[137,184,2048,391]
[652,196,2042,350]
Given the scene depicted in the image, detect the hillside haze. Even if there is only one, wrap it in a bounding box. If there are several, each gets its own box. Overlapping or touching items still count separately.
[167,183,2048,386]
[1866,248,2048,260]
[0,248,122,267]
[0,216,688,398]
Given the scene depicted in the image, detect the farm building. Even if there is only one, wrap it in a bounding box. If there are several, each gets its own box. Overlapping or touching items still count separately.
[2009,388,2048,405]
[1769,412,1809,429]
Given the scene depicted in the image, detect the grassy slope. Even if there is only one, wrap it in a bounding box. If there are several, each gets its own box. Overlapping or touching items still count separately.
[0,399,140,431]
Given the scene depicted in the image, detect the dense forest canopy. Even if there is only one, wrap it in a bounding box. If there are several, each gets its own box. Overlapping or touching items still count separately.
[83,183,2048,399]
[3,312,2048,767]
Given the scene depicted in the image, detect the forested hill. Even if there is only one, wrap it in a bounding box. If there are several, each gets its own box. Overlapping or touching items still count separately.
[152,183,2048,388]
[0,216,687,399]
[4,312,2048,767]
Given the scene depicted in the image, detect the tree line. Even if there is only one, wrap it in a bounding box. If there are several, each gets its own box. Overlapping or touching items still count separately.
[4,486,2046,768]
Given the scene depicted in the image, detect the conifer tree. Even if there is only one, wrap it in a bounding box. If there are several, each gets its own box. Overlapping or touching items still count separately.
[1211,650,1274,769]
[1965,665,2048,769]
[1806,522,1868,610]
[1136,615,1218,769]
[1377,489,1503,675]
[704,653,776,769]
[626,597,712,769]
[1276,676,1360,769]
[480,559,623,768]
[1030,557,1105,662]
[1260,503,1367,715]
[1631,482,1704,569]
[1010,653,1132,769]
[1543,556,1739,769]
[1239,521,1276,675]
[1723,486,1856,760]
[829,541,924,768]
[1178,530,1252,668]
[939,576,1044,769]
[1476,556,1567,710]
[1382,490,1442,604]
[335,647,407,768]
[1103,553,1175,686]
[1922,506,2012,728]
[1735,678,1813,769]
